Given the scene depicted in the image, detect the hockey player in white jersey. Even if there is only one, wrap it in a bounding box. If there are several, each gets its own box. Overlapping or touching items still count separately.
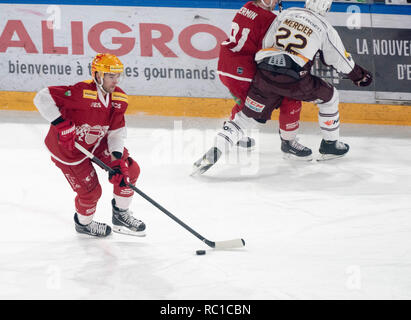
[250,0,371,160]
[193,0,372,174]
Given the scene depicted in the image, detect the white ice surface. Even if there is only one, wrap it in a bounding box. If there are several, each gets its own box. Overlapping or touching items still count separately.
[1,111,411,300]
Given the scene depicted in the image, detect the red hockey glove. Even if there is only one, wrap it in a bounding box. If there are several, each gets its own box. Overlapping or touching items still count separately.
[109,159,130,187]
[347,64,373,87]
[55,120,76,151]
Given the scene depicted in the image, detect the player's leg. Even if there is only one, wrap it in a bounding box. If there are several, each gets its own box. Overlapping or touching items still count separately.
[316,87,349,160]
[192,73,280,175]
[97,147,146,236]
[278,98,312,160]
[294,75,349,159]
[219,74,255,149]
[52,158,111,237]
[192,110,260,175]
[255,67,349,160]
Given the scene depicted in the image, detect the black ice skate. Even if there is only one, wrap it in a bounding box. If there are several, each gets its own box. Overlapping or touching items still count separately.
[281,138,313,161]
[191,147,222,176]
[236,137,255,150]
[112,199,146,236]
[74,213,112,237]
[318,139,350,161]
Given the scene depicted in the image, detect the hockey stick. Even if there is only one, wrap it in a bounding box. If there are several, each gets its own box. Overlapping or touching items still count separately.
[74,142,245,249]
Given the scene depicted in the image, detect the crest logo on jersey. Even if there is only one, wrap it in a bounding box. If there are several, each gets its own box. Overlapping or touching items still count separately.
[245,96,265,113]
[76,124,108,145]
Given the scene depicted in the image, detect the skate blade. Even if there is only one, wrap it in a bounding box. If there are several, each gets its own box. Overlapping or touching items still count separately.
[191,163,213,176]
[236,144,256,152]
[112,225,146,237]
[236,139,256,151]
[282,152,313,161]
[316,153,347,161]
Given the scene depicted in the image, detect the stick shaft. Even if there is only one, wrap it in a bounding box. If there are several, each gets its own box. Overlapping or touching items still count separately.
[74,142,214,246]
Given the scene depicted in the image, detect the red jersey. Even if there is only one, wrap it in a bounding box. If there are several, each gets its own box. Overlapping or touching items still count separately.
[217,1,276,81]
[43,80,128,165]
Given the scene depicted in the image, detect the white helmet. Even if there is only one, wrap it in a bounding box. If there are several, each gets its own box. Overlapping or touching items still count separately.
[305,0,333,16]
[259,0,277,11]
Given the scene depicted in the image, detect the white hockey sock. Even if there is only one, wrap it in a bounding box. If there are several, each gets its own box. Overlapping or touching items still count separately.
[279,128,299,141]
[318,88,340,141]
[77,213,94,225]
[215,111,258,152]
[114,194,133,211]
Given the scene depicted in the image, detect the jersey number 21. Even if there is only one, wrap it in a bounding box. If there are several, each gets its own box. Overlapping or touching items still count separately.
[222,22,250,53]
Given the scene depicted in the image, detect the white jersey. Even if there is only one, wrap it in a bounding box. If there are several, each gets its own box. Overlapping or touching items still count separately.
[255,7,355,74]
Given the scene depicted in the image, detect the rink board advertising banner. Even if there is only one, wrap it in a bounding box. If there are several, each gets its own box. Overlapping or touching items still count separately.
[0,3,410,103]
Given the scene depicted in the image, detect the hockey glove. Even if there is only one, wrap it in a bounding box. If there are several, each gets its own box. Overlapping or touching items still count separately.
[109,159,130,187]
[54,119,76,151]
[347,64,373,87]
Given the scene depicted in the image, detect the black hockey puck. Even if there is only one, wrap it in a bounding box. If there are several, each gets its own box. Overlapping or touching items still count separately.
[196,250,206,255]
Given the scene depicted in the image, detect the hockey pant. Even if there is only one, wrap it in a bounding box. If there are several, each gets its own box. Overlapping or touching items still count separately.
[218,73,302,142]
[242,69,340,141]
[52,146,140,225]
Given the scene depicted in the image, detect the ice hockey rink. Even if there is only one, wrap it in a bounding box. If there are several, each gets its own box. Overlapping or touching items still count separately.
[1,110,411,300]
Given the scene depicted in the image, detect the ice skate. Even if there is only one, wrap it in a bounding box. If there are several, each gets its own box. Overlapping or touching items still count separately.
[281,138,313,161]
[112,199,146,236]
[191,147,222,176]
[317,139,349,161]
[236,137,255,151]
[74,213,112,237]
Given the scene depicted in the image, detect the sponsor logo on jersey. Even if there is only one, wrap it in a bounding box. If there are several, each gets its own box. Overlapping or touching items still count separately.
[76,124,109,145]
[82,169,96,183]
[286,121,299,130]
[85,207,96,215]
[111,102,122,109]
[64,90,71,97]
[83,90,97,100]
[345,51,352,61]
[323,119,339,126]
[290,107,302,115]
[91,102,102,108]
[245,96,265,113]
[120,189,134,195]
[236,67,243,75]
[65,174,81,190]
[112,92,128,103]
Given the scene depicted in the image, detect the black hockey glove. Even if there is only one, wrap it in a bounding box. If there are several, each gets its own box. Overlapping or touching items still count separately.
[347,64,373,87]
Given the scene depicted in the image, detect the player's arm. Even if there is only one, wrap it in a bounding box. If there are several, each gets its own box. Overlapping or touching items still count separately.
[322,26,372,87]
[108,126,126,160]
[261,16,279,50]
[34,87,62,123]
[33,86,76,150]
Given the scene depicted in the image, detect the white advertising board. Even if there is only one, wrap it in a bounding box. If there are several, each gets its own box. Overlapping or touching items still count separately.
[0,4,237,98]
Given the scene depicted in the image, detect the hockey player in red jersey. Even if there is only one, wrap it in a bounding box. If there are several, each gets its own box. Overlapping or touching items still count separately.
[193,0,310,175]
[34,53,145,237]
[194,0,372,174]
